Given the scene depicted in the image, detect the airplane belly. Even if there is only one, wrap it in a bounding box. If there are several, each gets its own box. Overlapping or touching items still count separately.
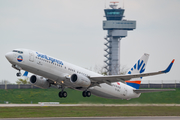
[90,89,119,99]
[89,83,122,99]
[90,83,138,100]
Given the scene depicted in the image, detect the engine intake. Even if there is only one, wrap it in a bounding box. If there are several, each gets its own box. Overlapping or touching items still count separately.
[70,74,91,87]
[30,75,50,89]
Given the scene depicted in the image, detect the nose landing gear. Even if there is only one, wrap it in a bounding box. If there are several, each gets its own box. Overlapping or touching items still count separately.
[16,70,21,77]
[12,65,22,77]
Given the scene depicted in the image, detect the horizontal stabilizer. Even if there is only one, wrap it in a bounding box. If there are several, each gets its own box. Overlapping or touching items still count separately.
[134,89,175,94]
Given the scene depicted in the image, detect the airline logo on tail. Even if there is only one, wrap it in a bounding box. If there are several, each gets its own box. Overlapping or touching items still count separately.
[127,59,146,75]
[126,53,149,89]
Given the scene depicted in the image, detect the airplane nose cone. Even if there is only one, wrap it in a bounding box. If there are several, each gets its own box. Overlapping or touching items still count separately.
[5,52,13,61]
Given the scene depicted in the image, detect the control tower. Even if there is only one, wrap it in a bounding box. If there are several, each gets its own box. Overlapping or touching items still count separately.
[103,2,136,75]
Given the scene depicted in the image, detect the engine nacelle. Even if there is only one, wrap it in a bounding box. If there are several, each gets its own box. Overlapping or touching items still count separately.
[30,75,50,89]
[70,74,91,87]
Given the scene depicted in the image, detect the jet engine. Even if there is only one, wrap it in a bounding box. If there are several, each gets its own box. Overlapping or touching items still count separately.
[70,74,91,87]
[30,75,50,89]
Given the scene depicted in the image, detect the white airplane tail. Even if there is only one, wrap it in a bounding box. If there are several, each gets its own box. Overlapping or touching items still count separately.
[125,53,149,89]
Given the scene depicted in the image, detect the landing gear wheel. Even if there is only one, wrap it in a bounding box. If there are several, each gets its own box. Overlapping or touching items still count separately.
[62,91,67,98]
[16,72,21,77]
[58,91,67,98]
[82,91,91,97]
[86,91,91,97]
[58,91,63,98]
[82,91,86,97]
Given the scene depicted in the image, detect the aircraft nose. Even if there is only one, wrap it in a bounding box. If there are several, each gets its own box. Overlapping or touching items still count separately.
[5,52,13,61]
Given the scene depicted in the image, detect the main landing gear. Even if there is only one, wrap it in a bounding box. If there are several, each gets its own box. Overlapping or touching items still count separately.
[57,85,91,98]
[58,90,91,98]
[82,91,91,97]
[58,85,67,98]
[58,91,67,98]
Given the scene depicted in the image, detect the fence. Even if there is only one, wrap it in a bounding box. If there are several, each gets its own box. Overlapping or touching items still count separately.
[0,84,39,89]
[140,84,180,88]
[0,84,180,89]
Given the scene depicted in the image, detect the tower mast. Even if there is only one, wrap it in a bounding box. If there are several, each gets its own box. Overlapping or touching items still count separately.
[103,2,136,75]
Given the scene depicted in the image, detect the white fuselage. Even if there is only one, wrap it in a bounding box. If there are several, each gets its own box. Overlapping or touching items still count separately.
[6,49,141,100]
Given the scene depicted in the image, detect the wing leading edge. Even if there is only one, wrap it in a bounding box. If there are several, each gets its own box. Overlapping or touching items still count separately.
[90,59,175,84]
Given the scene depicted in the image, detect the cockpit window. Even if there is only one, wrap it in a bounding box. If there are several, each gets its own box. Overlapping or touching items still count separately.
[18,51,23,54]
[13,50,17,52]
[12,50,23,54]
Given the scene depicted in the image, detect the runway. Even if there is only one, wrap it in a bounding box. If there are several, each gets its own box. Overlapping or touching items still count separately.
[0,104,179,119]
[0,117,180,120]
[0,104,180,107]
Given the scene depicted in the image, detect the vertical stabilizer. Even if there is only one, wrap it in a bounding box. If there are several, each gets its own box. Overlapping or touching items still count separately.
[126,53,149,89]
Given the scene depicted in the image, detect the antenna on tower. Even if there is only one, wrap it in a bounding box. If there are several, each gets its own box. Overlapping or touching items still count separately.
[110,1,119,9]
[123,0,124,8]
[110,1,119,4]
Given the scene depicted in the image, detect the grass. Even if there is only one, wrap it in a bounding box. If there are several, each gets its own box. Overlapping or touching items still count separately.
[0,88,179,104]
[0,106,180,118]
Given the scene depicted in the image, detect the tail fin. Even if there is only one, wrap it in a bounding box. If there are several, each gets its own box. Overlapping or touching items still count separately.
[125,53,149,89]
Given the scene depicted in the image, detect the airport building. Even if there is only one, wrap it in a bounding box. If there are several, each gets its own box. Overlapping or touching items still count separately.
[103,2,136,75]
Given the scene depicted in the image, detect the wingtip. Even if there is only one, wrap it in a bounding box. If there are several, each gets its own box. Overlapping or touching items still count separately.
[162,59,175,73]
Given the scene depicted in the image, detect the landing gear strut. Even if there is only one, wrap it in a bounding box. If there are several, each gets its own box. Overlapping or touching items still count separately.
[82,91,91,97]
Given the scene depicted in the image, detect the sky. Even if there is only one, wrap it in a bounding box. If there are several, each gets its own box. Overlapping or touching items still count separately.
[0,0,180,84]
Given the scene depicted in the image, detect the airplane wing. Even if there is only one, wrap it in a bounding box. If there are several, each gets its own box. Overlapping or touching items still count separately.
[90,59,175,84]
[133,89,175,93]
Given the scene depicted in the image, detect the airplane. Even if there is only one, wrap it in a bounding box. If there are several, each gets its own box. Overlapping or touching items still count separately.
[5,48,175,100]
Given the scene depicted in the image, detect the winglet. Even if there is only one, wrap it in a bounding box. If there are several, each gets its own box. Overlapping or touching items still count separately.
[162,59,175,73]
